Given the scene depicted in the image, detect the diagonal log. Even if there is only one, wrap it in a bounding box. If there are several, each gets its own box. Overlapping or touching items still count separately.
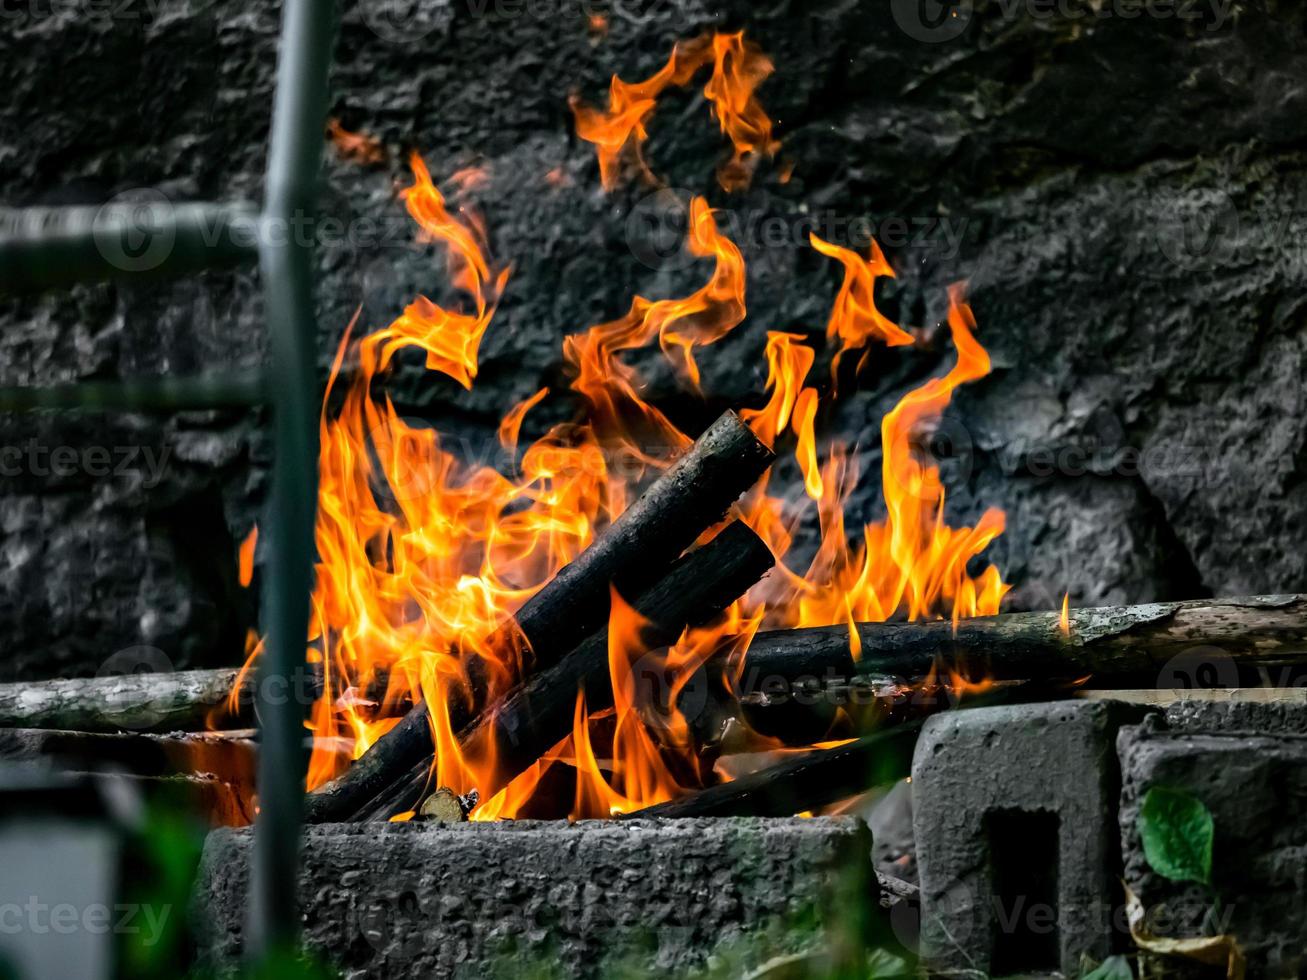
[303,411,774,822]
[360,520,775,821]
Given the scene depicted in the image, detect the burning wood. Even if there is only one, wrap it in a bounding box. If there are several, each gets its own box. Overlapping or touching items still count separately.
[736,594,1307,693]
[359,520,775,822]
[213,33,1304,826]
[303,413,774,822]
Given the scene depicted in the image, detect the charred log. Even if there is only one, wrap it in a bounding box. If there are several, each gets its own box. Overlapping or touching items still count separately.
[361,520,776,821]
[626,722,923,819]
[303,412,774,823]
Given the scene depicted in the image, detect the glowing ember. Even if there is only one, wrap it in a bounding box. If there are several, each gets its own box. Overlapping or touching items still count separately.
[235,33,1014,821]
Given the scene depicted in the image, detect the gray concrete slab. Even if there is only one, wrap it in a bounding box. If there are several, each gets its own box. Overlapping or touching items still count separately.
[193,817,875,979]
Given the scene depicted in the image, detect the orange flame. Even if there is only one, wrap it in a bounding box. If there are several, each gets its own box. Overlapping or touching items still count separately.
[237,526,258,588]
[811,233,915,386]
[563,196,746,458]
[362,153,510,389]
[570,31,779,191]
[238,36,1013,820]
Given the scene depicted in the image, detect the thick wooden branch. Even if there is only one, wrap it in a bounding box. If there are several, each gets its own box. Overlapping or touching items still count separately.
[303,412,774,823]
[0,669,241,733]
[360,520,776,821]
[738,595,1307,692]
[0,664,399,734]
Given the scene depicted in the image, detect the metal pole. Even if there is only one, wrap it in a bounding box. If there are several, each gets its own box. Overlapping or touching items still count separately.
[248,0,335,959]
[0,374,265,412]
[0,202,259,293]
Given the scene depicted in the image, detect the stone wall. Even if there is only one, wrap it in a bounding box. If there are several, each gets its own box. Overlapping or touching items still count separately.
[2,0,1305,680]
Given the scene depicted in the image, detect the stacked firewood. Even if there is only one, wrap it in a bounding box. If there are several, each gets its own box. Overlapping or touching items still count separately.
[4,411,1307,824]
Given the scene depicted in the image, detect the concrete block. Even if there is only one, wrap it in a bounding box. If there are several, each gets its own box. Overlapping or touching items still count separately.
[1163,697,1307,736]
[193,817,874,979]
[911,700,1154,976]
[1118,718,1307,977]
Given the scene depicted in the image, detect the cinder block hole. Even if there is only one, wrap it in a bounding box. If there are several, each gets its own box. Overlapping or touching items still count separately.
[987,809,1060,976]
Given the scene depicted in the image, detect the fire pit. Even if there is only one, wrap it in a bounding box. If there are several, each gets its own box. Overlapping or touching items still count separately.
[4,2,1307,978]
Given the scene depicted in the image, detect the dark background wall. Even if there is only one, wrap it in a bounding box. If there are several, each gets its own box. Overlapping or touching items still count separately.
[1,0,1304,681]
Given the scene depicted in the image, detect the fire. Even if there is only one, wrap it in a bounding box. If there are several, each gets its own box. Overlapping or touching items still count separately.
[237,526,258,588]
[570,31,780,192]
[563,195,746,457]
[235,33,1013,821]
[811,234,915,386]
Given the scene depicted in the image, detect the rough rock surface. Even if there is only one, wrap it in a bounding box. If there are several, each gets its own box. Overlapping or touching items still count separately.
[1118,717,1307,977]
[1164,696,1307,735]
[3,1,1306,678]
[193,817,873,978]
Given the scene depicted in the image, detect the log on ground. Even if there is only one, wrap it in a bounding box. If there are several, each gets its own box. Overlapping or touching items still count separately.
[737,595,1307,693]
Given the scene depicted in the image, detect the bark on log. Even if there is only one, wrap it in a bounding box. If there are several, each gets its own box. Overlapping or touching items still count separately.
[361,520,777,821]
[738,595,1307,692]
[0,669,242,733]
[0,665,399,734]
[303,412,774,823]
[628,681,1134,819]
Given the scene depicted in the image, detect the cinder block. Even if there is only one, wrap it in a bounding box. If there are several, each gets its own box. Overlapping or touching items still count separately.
[1118,718,1307,977]
[911,700,1154,976]
[194,817,874,979]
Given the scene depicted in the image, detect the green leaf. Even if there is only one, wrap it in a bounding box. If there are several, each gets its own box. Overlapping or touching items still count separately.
[1138,786,1214,887]
[1081,953,1134,979]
